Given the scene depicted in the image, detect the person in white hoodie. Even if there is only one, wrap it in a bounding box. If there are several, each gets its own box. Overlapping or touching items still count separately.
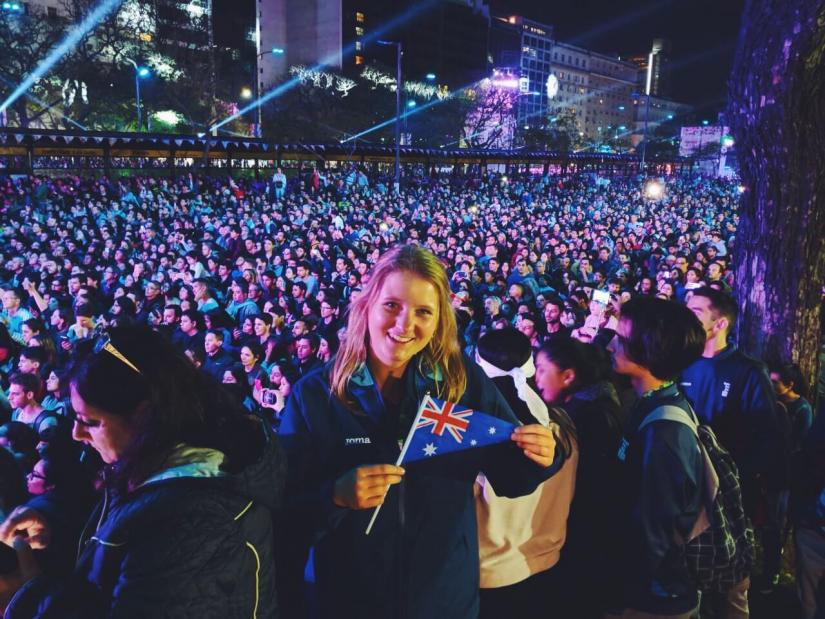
[474,328,578,619]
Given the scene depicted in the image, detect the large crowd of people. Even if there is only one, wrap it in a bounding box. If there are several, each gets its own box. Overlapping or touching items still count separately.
[0,166,820,618]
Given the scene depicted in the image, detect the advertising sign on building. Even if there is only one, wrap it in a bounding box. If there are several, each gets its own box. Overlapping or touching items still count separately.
[679,125,731,157]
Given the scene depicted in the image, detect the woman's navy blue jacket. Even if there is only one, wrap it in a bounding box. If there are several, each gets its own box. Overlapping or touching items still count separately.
[278,354,563,619]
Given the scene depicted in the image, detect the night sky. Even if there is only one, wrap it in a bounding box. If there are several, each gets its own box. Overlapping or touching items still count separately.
[495,0,745,114]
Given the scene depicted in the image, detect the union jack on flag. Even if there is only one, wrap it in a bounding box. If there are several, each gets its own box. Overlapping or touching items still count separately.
[416,399,473,443]
[400,395,517,464]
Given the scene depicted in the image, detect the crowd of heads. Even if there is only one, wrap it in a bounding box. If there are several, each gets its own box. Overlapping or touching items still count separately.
[0,166,748,505]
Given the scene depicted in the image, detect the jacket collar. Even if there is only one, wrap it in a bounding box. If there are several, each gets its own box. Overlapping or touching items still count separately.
[140,444,227,487]
[347,356,443,422]
[711,343,738,361]
[349,357,444,388]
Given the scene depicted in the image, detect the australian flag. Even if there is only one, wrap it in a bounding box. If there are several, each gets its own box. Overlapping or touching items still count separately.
[400,395,517,464]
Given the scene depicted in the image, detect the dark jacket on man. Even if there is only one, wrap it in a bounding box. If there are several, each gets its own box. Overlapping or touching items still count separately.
[616,383,703,616]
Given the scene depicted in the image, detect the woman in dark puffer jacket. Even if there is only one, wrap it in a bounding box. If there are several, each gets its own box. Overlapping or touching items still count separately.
[0,326,285,618]
[534,337,625,619]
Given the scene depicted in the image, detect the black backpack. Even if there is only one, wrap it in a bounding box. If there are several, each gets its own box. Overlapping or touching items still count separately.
[640,404,755,592]
[33,408,73,439]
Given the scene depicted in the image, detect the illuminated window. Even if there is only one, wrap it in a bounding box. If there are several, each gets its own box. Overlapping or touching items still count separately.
[355,41,362,50]
[355,55,364,65]
[355,26,364,36]
[356,11,364,22]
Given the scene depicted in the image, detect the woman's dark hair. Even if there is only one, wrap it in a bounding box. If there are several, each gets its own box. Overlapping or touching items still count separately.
[68,326,256,495]
[205,308,235,330]
[113,296,137,316]
[618,296,705,380]
[242,341,264,363]
[771,362,809,399]
[537,337,613,394]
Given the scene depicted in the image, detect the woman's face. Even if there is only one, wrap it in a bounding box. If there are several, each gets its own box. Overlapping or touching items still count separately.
[70,384,137,464]
[534,352,572,404]
[280,379,292,398]
[367,271,439,377]
[318,338,330,360]
[240,346,257,368]
[27,459,51,496]
[269,366,283,386]
[242,319,254,335]
[46,371,59,393]
[222,370,236,384]
[21,324,35,344]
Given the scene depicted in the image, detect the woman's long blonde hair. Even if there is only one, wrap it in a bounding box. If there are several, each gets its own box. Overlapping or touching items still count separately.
[330,244,467,406]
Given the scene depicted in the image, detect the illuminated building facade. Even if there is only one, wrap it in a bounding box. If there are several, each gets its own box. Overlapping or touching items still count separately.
[490,14,641,144]
[258,0,490,92]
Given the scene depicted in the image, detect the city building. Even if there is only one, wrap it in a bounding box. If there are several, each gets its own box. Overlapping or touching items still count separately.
[571,46,637,144]
[258,0,491,93]
[257,0,341,94]
[490,14,638,145]
[490,15,554,131]
[626,38,672,98]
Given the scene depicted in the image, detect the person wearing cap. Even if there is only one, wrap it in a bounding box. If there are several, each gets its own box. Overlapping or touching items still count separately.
[474,328,578,619]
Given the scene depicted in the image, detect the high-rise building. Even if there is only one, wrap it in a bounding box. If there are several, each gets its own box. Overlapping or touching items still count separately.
[490,15,554,130]
[626,38,671,97]
[258,0,491,93]
[257,0,342,93]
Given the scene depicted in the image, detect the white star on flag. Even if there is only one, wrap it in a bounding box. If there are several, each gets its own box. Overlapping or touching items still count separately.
[470,439,477,446]
[423,443,437,457]
[488,427,496,435]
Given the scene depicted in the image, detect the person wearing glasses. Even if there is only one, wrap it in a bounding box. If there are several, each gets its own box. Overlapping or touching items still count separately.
[0,326,284,618]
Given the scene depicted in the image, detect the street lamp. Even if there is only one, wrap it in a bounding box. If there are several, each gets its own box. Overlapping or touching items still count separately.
[240,87,253,100]
[126,59,150,132]
[378,39,402,192]
[252,47,285,138]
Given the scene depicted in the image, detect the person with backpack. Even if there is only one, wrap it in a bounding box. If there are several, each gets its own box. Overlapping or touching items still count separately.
[682,288,784,594]
[7,374,65,438]
[605,296,708,618]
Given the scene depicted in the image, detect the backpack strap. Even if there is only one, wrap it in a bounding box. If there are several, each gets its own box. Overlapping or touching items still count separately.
[638,403,716,543]
[638,404,699,436]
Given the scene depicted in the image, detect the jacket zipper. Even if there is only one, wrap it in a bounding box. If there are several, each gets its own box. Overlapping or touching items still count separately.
[78,472,110,561]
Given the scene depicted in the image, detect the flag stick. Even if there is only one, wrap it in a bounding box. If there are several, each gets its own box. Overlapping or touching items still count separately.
[365,394,431,535]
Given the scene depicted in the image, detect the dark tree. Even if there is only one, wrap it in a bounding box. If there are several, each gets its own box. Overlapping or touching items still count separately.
[0,10,64,128]
[728,1,825,393]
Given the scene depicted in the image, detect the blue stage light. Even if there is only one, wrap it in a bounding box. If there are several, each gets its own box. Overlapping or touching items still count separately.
[0,0,122,116]
[211,0,438,132]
